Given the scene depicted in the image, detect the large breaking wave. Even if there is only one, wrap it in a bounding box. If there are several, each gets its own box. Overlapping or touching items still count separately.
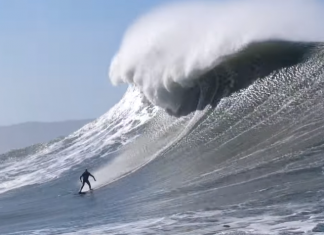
[109,0,324,115]
[2,0,324,234]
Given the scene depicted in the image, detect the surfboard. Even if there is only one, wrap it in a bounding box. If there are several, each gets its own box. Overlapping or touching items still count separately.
[78,189,93,195]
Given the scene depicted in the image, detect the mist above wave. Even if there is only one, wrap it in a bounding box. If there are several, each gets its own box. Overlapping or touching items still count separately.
[109,0,324,114]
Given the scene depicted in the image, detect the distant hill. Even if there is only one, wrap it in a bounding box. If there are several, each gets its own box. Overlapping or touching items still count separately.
[0,119,92,154]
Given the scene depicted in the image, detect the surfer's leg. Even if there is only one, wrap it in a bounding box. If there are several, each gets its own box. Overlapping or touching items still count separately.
[86,181,92,190]
[79,182,85,192]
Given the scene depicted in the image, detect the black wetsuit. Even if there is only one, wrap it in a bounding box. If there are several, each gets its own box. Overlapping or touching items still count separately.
[79,171,96,192]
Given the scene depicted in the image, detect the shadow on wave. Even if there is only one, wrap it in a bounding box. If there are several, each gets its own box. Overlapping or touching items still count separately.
[168,40,317,117]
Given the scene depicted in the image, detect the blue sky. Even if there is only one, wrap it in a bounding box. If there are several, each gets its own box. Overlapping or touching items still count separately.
[0,0,180,125]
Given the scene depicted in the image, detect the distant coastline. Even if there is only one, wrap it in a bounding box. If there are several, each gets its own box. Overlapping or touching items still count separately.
[0,119,92,154]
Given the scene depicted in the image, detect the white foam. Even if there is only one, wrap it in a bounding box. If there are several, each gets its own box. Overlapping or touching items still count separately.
[109,0,324,113]
[0,87,158,194]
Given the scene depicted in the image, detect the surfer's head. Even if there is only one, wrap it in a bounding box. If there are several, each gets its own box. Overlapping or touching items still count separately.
[85,169,88,172]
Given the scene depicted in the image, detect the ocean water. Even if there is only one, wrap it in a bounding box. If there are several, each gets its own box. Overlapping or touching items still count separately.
[2,0,324,234]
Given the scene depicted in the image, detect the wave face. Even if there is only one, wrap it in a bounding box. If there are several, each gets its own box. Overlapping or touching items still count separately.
[2,1,324,234]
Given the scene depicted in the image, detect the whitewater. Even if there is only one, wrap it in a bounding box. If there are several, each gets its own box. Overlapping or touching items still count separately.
[2,0,324,234]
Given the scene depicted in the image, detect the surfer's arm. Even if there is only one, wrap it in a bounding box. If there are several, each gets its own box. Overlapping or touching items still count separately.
[90,174,96,181]
[80,175,83,182]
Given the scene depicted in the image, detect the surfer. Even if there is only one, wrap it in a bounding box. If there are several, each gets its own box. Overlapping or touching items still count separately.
[79,169,96,193]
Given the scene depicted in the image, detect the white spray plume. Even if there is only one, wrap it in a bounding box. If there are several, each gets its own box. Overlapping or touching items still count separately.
[109,0,324,113]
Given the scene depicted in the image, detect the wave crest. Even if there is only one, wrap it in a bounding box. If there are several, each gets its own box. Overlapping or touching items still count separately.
[109,0,324,115]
